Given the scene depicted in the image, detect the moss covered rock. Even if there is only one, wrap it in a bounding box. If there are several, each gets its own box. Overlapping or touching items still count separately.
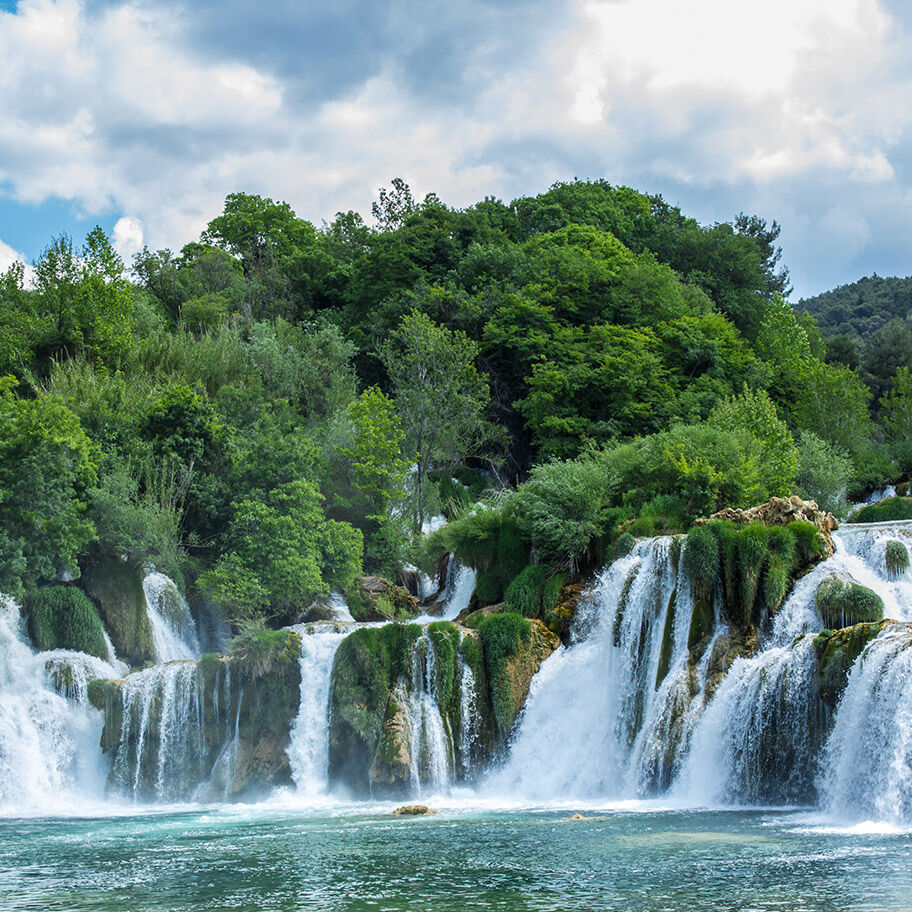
[477,613,560,736]
[815,578,885,630]
[814,621,893,706]
[347,577,420,622]
[851,496,912,523]
[369,686,413,792]
[682,519,828,634]
[884,540,910,577]
[26,585,109,658]
[81,560,153,666]
[328,623,422,793]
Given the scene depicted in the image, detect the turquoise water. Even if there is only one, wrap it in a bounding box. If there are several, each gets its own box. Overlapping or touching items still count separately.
[1,807,910,911]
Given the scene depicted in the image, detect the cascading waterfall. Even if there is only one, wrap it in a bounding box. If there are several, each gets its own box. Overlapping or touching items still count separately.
[406,632,452,793]
[287,624,349,796]
[486,538,682,800]
[820,626,912,823]
[109,658,234,802]
[0,595,116,812]
[142,570,202,662]
[459,654,479,775]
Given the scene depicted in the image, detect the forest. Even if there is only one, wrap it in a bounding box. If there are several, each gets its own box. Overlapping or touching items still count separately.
[2,178,910,638]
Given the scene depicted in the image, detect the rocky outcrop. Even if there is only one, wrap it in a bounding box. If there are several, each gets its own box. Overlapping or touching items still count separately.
[369,685,413,791]
[814,621,894,707]
[349,576,420,621]
[81,559,154,666]
[702,495,838,554]
[86,634,302,801]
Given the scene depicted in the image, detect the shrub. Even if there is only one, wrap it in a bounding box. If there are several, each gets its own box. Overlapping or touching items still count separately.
[815,578,885,629]
[26,585,109,659]
[884,539,910,576]
[229,618,301,679]
[851,497,912,523]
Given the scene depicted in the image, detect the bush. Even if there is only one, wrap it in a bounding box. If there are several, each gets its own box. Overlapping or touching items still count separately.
[851,497,912,523]
[815,578,885,629]
[229,618,301,678]
[503,565,548,618]
[884,539,910,576]
[26,585,109,658]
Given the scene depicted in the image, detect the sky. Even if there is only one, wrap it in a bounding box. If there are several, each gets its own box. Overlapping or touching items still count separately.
[1,0,911,300]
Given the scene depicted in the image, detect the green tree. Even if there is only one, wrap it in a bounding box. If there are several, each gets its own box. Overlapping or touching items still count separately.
[880,367,912,471]
[708,386,798,497]
[0,377,100,594]
[380,310,493,530]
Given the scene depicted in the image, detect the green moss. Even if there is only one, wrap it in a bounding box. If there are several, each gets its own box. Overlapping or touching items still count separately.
[814,621,891,706]
[329,623,423,781]
[458,632,483,679]
[885,540,910,576]
[81,560,154,666]
[504,565,548,618]
[687,596,714,652]
[682,520,827,633]
[655,589,677,688]
[26,585,108,659]
[477,612,533,734]
[682,526,719,603]
[229,620,302,679]
[427,621,461,711]
[852,497,912,523]
[815,578,885,629]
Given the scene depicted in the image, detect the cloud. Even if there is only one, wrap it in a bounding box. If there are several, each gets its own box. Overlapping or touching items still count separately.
[0,0,911,297]
[111,215,144,260]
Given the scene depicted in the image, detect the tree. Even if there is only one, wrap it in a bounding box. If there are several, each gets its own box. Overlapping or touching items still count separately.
[0,377,100,595]
[708,386,798,497]
[380,310,493,530]
[880,367,912,471]
[31,228,134,368]
[372,178,416,231]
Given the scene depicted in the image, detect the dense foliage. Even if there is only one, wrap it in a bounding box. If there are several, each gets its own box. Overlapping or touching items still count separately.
[1,177,908,629]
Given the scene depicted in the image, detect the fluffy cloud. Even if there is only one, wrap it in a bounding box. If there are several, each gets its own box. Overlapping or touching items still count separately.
[0,0,911,296]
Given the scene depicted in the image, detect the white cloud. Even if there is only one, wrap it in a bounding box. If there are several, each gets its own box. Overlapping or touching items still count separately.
[111,216,144,260]
[0,0,910,297]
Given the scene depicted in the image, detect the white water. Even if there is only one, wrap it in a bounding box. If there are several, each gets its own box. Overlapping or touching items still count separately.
[0,595,117,813]
[287,624,349,796]
[414,557,477,623]
[486,538,682,800]
[406,632,452,794]
[142,571,201,662]
[821,626,912,823]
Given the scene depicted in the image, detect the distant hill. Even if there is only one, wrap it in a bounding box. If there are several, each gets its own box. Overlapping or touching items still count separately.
[797,274,912,340]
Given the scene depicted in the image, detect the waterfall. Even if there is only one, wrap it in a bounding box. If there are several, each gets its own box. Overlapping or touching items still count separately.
[486,538,682,800]
[0,595,115,813]
[458,653,479,776]
[110,658,234,802]
[674,635,823,805]
[439,560,477,620]
[287,624,349,796]
[820,626,912,823]
[406,632,452,793]
[142,570,201,662]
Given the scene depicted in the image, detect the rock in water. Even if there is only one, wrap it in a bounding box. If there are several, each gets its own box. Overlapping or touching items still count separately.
[393,805,438,816]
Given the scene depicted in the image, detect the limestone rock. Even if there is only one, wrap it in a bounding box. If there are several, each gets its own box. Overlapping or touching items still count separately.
[81,559,154,666]
[350,576,420,622]
[701,495,837,555]
[369,687,413,794]
[394,805,438,816]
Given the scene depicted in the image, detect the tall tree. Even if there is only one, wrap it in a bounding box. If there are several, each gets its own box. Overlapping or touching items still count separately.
[380,310,493,530]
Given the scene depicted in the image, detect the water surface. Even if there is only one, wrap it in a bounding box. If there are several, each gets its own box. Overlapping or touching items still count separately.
[1,806,910,911]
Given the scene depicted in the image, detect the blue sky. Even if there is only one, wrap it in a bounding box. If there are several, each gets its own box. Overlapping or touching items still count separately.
[1,0,911,299]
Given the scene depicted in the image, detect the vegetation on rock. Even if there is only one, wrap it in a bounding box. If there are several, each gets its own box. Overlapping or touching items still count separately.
[26,585,109,659]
